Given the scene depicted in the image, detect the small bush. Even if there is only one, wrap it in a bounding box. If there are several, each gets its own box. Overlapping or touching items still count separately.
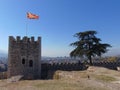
[0,72,7,79]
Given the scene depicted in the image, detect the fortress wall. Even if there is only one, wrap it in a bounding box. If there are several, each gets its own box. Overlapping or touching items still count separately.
[41,61,120,79]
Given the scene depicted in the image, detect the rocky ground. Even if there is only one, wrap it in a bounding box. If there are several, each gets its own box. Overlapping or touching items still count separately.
[0,66,120,90]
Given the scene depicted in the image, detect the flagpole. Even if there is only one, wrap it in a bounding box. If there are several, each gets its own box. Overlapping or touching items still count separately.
[26,13,28,65]
[26,19,28,37]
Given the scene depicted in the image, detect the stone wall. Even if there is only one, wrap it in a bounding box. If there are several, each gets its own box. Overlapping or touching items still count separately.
[41,62,87,79]
[41,61,120,79]
[93,61,120,69]
[7,36,41,79]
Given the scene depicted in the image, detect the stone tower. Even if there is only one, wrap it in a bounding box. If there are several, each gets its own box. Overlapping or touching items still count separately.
[7,36,41,79]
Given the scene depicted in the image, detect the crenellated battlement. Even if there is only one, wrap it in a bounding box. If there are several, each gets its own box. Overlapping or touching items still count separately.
[8,36,41,79]
[9,36,41,43]
[41,61,120,79]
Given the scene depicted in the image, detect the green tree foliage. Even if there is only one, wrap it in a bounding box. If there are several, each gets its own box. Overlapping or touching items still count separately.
[70,30,111,65]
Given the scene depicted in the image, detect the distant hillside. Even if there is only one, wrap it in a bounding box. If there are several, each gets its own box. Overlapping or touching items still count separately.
[0,52,7,57]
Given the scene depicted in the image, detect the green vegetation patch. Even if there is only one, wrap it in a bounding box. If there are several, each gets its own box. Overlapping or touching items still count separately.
[94,75,117,82]
[35,80,80,90]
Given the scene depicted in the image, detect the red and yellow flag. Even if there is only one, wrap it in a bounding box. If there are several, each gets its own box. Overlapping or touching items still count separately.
[27,12,39,19]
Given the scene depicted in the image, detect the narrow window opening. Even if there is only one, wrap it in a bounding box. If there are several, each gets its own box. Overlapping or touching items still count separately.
[29,60,33,67]
[22,58,25,64]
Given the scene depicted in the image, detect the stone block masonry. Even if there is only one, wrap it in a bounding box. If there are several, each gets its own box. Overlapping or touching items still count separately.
[7,36,41,79]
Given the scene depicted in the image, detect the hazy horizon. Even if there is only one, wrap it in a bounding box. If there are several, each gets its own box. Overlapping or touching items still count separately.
[0,48,120,57]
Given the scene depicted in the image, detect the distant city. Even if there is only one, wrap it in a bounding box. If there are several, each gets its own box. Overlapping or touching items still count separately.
[1,53,120,64]
[1,52,120,73]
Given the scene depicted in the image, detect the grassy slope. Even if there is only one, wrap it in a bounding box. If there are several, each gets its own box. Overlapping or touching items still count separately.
[0,80,108,90]
[0,66,120,90]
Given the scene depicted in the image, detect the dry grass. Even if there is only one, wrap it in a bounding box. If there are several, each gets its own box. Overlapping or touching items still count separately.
[0,66,120,90]
[94,75,117,82]
[0,79,108,90]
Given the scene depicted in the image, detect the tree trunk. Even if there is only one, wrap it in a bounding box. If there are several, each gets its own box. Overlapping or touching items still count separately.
[89,56,93,65]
